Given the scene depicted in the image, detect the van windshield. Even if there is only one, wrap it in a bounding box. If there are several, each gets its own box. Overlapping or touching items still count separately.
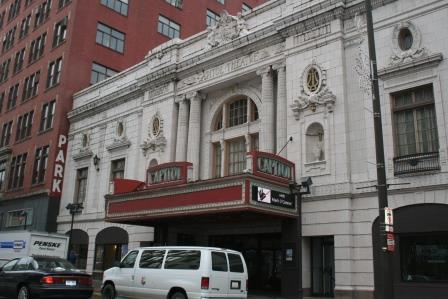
[164,250,201,270]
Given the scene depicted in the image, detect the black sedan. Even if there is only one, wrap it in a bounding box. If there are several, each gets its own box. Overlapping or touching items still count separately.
[0,256,93,299]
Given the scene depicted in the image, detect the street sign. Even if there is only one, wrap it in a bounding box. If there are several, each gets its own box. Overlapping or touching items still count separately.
[386,233,395,252]
[384,207,393,225]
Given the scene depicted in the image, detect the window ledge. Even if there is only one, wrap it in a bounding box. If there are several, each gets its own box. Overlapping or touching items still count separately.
[378,53,443,78]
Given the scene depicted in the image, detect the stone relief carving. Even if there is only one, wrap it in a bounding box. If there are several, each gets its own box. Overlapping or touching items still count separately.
[207,11,249,49]
[141,112,167,156]
[390,22,426,65]
[353,13,372,98]
[291,62,336,120]
[106,120,131,152]
[73,131,93,161]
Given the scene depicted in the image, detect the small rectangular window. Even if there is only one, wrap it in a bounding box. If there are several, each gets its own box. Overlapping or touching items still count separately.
[53,16,67,47]
[46,57,62,88]
[75,167,88,203]
[96,22,125,53]
[8,152,27,190]
[164,250,201,270]
[100,0,128,16]
[32,145,49,184]
[39,99,56,131]
[34,0,52,28]
[58,0,70,9]
[5,208,32,227]
[165,0,182,8]
[110,158,125,180]
[206,9,219,27]
[157,15,180,39]
[212,252,228,272]
[91,62,118,84]
[139,250,165,269]
[0,159,7,191]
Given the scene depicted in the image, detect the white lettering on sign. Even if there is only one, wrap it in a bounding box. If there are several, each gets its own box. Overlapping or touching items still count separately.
[52,135,67,194]
[257,156,292,180]
[148,166,181,184]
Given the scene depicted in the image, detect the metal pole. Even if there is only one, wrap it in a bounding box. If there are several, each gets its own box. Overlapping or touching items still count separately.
[297,193,303,299]
[23,213,27,230]
[67,210,75,260]
[364,1,394,299]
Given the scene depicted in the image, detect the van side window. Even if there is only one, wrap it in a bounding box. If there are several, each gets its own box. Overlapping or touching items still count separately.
[212,251,228,272]
[121,250,139,268]
[139,250,165,269]
[228,253,244,273]
[164,250,201,270]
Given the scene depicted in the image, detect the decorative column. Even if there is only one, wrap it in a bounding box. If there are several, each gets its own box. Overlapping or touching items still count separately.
[257,67,275,153]
[187,92,203,180]
[274,63,287,157]
[175,96,189,161]
[220,139,225,178]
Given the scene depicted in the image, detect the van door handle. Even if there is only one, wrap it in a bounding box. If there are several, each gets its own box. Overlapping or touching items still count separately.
[212,288,220,291]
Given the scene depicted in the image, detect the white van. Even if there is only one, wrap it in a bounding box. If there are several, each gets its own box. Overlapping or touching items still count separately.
[102,246,248,299]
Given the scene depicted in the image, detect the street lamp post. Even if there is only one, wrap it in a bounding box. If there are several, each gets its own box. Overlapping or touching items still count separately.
[289,177,313,299]
[364,1,394,299]
[66,203,84,260]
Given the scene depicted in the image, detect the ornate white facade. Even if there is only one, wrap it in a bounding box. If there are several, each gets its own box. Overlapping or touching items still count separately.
[58,0,448,298]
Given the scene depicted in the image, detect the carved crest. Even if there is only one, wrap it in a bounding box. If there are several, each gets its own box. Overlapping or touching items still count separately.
[141,113,166,156]
[207,11,249,48]
[291,62,336,120]
[390,22,426,65]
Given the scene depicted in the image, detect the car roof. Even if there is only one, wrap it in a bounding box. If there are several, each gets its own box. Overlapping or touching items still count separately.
[134,246,242,254]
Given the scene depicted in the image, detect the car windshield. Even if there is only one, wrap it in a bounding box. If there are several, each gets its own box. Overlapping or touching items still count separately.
[33,257,78,271]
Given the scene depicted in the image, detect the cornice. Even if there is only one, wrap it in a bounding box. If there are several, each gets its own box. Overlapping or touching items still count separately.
[378,53,443,79]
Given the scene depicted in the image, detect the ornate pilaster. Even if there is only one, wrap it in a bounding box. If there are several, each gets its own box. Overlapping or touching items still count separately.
[175,95,189,162]
[274,63,287,157]
[257,66,275,153]
[187,92,204,180]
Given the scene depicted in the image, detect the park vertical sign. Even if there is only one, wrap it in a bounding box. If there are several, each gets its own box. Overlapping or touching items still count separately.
[51,135,67,196]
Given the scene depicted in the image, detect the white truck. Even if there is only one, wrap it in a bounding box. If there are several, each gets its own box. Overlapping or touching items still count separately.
[0,231,69,265]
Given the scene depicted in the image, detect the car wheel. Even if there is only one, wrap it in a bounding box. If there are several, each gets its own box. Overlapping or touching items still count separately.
[17,286,31,299]
[171,291,187,299]
[102,284,116,299]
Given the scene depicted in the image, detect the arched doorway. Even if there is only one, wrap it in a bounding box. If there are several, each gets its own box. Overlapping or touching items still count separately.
[94,227,128,278]
[66,229,89,269]
[372,204,448,299]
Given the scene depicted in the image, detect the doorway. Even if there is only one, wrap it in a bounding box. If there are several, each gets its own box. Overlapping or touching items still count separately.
[209,233,282,295]
[311,236,335,297]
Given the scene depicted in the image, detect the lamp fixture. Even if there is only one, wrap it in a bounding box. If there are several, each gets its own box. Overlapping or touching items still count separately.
[93,154,100,171]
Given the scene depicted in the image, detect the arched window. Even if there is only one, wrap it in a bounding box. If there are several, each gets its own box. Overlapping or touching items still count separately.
[211,96,260,178]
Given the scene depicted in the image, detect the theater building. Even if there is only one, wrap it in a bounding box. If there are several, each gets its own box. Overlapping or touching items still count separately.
[59,0,448,298]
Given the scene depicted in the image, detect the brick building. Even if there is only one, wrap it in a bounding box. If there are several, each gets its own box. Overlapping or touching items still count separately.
[0,0,266,234]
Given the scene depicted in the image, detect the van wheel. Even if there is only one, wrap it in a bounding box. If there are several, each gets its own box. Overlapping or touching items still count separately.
[17,286,31,299]
[171,291,187,299]
[102,284,116,299]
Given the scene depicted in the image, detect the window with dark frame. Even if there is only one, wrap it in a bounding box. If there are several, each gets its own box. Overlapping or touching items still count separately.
[58,0,70,9]
[206,9,220,27]
[0,91,4,113]
[13,48,25,74]
[75,167,88,203]
[7,0,21,22]
[100,0,128,16]
[2,26,16,53]
[53,16,67,47]
[96,23,125,53]
[5,208,32,227]
[110,158,125,180]
[34,0,51,28]
[165,0,182,8]
[0,58,11,82]
[0,11,5,29]
[28,32,46,63]
[228,99,247,127]
[242,3,252,13]
[157,15,180,39]
[227,138,246,176]
[400,234,448,283]
[7,83,19,110]
[46,57,62,88]
[39,99,55,131]
[15,110,34,141]
[213,142,221,178]
[19,14,31,39]
[8,152,27,190]
[22,71,40,101]
[0,121,13,147]
[393,85,439,157]
[0,159,6,191]
[32,145,49,184]
[91,62,118,84]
